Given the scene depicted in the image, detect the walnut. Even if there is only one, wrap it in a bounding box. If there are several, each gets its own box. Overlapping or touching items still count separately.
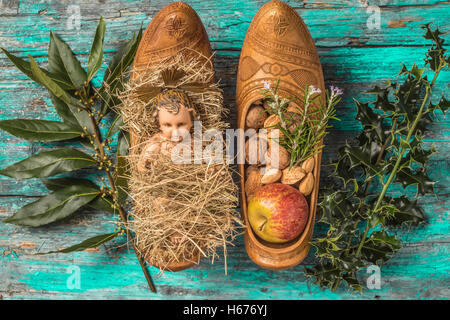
[246,105,268,129]
[266,143,290,170]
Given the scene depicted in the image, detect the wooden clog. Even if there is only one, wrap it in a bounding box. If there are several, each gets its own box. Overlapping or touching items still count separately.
[131,1,212,272]
[236,0,326,270]
[132,1,212,73]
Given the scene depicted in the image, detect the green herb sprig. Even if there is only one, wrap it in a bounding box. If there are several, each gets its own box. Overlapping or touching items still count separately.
[305,23,449,292]
[0,18,156,292]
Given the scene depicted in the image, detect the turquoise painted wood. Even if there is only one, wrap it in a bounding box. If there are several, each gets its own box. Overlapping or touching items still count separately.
[0,0,449,299]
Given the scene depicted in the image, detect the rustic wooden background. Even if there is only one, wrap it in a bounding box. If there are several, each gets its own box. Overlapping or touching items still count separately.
[0,0,449,299]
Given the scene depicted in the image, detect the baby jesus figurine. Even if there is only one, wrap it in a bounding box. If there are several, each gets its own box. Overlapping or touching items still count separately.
[137,89,198,245]
[137,89,197,173]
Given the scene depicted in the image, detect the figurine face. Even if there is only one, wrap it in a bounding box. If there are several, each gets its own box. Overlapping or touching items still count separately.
[158,103,193,141]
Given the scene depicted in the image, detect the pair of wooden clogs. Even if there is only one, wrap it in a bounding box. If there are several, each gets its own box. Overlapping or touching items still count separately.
[131,1,325,271]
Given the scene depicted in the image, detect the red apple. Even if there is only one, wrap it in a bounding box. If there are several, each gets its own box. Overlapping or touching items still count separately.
[248,183,309,243]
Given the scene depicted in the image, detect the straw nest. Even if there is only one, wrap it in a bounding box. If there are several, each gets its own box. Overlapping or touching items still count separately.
[113,52,243,272]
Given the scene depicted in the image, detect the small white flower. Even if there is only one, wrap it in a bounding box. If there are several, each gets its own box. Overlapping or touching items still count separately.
[330,85,343,96]
[309,85,322,94]
[263,80,271,90]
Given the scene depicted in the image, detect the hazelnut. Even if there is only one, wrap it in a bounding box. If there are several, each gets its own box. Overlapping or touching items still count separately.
[299,172,314,196]
[264,114,281,129]
[261,167,282,184]
[301,157,315,173]
[281,166,306,185]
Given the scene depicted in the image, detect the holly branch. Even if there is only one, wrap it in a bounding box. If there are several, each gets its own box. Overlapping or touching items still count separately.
[306,23,449,292]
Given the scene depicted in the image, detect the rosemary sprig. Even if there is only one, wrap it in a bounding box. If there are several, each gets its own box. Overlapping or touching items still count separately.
[259,79,341,167]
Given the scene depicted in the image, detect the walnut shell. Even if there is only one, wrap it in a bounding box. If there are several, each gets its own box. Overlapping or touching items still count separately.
[246,105,267,129]
[245,134,268,166]
[266,143,290,170]
[261,167,282,184]
[301,157,315,173]
[245,170,263,198]
[281,166,306,185]
[245,165,260,179]
[299,172,314,196]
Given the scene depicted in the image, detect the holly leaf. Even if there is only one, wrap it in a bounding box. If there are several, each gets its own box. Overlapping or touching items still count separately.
[340,143,385,181]
[3,184,100,227]
[354,100,385,141]
[405,139,436,168]
[0,119,82,142]
[37,232,119,254]
[0,148,96,179]
[332,156,359,188]
[360,231,401,265]
[318,190,357,226]
[309,23,446,293]
[421,23,447,71]
[343,274,364,293]
[383,196,426,226]
[429,96,450,115]
[395,167,436,195]
[367,85,396,113]
[395,70,425,122]
[305,263,344,291]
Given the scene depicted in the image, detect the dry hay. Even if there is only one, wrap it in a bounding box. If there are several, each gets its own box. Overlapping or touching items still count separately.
[111,51,243,272]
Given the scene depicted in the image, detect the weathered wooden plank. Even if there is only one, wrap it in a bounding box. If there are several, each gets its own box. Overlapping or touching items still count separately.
[0,0,449,299]
[0,0,449,57]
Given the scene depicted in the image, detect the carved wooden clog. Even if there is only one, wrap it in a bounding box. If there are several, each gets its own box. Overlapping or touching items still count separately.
[131,1,212,272]
[236,0,326,270]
